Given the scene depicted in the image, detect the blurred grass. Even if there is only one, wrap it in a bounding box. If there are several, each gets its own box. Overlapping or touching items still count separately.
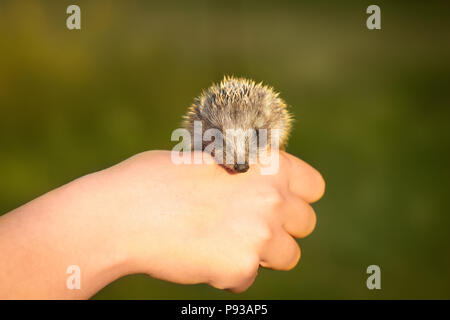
[0,0,449,299]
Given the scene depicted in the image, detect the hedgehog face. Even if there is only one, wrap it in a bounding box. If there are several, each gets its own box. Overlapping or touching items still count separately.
[221,128,255,173]
[213,126,272,173]
[199,120,283,174]
[184,76,292,174]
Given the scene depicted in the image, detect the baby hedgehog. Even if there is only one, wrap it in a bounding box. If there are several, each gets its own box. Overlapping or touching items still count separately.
[183,76,292,173]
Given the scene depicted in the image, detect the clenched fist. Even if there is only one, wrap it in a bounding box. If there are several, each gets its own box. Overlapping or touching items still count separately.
[0,150,325,299]
[101,150,325,292]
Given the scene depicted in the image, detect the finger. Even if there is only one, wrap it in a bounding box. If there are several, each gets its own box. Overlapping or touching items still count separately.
[282,193,317,238]
[280,151,326,203]
[259,230,301,271]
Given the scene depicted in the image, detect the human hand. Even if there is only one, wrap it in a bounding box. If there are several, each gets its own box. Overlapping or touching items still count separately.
[99,150,325,292]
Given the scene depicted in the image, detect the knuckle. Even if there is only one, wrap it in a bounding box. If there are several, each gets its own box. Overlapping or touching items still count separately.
[227,257,259,289]
[210,281,227,290]
[229,284,252,294]
[213,256,259,291]
[253,223,273,244]
[284,243,301,271]
[304,209,317,237]
[261,188,284,208]
[291,204,317,238]
[237,256,260,279]
[209,280,231,290]
[312,171,326,202]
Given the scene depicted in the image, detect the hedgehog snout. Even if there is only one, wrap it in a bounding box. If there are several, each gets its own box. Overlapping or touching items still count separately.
[234,163,249,173]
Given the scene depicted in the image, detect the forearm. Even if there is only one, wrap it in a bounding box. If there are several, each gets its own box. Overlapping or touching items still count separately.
[0,171,130,299]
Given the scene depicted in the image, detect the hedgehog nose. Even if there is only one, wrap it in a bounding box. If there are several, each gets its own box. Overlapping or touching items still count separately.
[234,163,249,173]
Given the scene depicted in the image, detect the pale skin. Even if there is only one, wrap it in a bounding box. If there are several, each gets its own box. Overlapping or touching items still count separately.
[0,150,325,299]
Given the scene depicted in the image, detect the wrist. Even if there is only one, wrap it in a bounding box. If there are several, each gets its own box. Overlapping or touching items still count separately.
[45,170,135,298]
[74,170,137,281]
[82,164,158,280]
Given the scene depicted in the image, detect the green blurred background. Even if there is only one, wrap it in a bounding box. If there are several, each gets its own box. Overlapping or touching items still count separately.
[1,0,449,299]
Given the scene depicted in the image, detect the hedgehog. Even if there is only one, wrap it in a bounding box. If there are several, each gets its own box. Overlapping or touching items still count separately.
[183,76,292,173]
